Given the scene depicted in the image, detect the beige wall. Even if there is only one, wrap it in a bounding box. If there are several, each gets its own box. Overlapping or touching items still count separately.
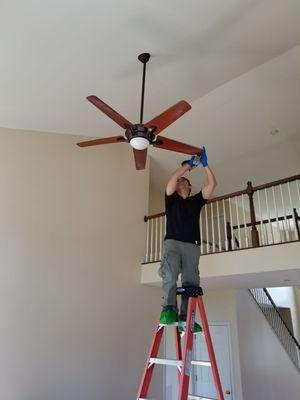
[148,185,165,215]
[0,128,162,400]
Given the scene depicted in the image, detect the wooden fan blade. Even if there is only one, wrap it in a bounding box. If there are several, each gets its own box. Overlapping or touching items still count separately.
[133,148,147,170]
[77,136,126,147]
[153,136,201,155]
[145,100,191,135]
[87,95,133,129]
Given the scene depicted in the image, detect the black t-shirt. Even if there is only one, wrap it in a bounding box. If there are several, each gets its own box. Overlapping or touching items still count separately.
[165,191,207,245]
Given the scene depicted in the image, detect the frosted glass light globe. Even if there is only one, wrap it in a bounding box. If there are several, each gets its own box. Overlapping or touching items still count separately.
[130,137,150,150]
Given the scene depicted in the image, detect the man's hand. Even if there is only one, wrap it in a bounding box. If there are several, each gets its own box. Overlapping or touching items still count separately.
[200,146,208,167]
[188,155,201,170]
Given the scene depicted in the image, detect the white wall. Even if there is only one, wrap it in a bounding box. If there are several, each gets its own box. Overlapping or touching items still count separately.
[236,289,300,400]
[0,128,162,400]
[267,287,300,341]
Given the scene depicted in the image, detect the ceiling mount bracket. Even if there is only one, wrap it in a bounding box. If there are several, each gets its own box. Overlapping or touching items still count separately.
[138,53,151,64]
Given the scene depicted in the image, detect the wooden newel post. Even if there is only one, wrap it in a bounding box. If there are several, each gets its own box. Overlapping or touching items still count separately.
[226,222,232,251]
[246,181,260,247]
[293,208,300,240]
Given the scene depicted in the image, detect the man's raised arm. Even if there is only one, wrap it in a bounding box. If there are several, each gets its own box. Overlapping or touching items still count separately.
[202,166,217,199]
[166,155,200,195]
[199,147,217,199]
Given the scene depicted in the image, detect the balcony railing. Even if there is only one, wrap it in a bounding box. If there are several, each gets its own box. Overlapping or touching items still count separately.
[143,174,300,263]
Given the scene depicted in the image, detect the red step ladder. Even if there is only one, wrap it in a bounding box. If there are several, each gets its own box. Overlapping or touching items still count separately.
[136,286,224,400]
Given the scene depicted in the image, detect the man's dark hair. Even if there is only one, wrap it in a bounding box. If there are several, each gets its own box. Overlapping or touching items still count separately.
[181,177,191,186]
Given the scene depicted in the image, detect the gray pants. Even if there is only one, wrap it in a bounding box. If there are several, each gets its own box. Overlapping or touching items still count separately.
[158,239,200,316]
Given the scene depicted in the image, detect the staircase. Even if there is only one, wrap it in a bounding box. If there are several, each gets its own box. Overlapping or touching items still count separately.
[249,287,300,371]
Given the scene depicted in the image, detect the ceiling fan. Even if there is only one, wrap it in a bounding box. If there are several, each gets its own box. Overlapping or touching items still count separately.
[77,53,201,170]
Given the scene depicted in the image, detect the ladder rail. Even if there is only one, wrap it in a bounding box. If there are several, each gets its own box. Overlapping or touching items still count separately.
[178,297,197,399]
[197,296,224,400]
[175,325,183,380]
[136,322,164,399]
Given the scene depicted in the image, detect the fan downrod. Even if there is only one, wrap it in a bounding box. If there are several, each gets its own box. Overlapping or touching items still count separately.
[138,53,151,64]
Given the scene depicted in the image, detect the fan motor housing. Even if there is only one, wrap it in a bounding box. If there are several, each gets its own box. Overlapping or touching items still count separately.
[125,124,156,143]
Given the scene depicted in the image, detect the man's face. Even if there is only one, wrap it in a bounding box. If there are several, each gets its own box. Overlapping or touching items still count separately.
[176,177,191,195]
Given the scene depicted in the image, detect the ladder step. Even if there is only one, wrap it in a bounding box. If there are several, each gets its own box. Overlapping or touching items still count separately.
[191,360,211,367]
[149,357,182,367]
[139,394,218,400]
[149,358,211,368]
[158,322,179,327]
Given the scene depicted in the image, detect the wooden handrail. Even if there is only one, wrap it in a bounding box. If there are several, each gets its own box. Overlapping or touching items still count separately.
[206,188,247,204]
[253,174,300,191]
[144,174,300,221]
[144,212,165,221]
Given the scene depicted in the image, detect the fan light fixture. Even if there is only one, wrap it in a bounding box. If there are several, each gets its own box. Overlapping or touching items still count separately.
[130,137,150,150]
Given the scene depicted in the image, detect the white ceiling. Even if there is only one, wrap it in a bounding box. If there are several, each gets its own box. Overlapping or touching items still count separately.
[1,0,300,195]
[150,44,300,197]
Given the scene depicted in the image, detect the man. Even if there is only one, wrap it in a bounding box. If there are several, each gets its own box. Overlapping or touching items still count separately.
[159,147,217,333]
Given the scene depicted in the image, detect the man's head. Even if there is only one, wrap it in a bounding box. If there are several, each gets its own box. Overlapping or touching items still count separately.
[176,177,191,197]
